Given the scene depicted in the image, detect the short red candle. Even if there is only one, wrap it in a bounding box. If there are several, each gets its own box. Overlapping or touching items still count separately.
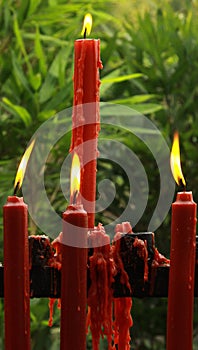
[70,38,102,229]
[60,204,88,350]
[167,191,197,350]
[3,196,30,350]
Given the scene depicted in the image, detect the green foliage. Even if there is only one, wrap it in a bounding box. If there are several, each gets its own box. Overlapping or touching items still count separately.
[0,0,198,349]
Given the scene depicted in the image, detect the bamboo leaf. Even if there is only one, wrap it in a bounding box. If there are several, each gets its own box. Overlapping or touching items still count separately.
[13,14,29,62]
[28,0,42,16]
[11,50,32,95]
[39,74,56,103]
[101,73,142,84]
[23,32,68,46]
[100,69,142,98]
[29,72,42,91]
[37,110,56,121]
[110,94,158,104]
[13,14,38,90]
[2,97,32,127]
[108,100,163,114]
[17,0,29,25]
[35,25,47,76]
[129,103,163,114]
[49,48,69,79]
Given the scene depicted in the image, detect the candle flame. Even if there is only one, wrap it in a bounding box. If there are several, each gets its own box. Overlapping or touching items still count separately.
[170,131,186,187]
[70,153,81,202]
[14,140,35,193]
[81,13,92,37]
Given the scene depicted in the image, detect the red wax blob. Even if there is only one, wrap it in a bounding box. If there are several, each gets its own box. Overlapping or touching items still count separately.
[3,196,30,350]
[167,191,197,350]
[60,204,88,350]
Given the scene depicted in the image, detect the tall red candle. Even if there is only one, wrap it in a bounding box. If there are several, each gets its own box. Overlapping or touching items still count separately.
[3,140,34,350]
[60,153,88,350]
[167,191,197,350]
[70,14,103,229]
[167,132,197,350]
[3,196,30,350]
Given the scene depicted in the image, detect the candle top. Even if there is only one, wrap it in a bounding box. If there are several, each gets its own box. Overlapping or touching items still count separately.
[6,196,24,204]
[75,38,99,42]
[66,203,86,213]
[176,191,194,202]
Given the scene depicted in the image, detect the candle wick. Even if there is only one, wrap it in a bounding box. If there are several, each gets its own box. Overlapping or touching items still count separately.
[72,190,79,205]
[178,178,186,191]
[13,181,20,196]
[84,27,87,39]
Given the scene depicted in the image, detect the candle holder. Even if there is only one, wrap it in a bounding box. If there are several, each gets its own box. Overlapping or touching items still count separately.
[0,233,198,299]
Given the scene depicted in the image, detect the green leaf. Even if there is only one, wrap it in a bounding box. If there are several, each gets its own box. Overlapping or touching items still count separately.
[110,94,158,104]
[13,14,27,58]
[100,69,142,98]
[109,100,163,114]
[35,25,47,76]
[2,97,32,127]
[29,72,42,91]
[13,14,35,84]
[101,73,142,84]
[49,47,69,80]
[11,50,32,95]
[130,103,163,114]
[17,0,30,25]
[28,0,42,16]
[37,109,56,121]
[39,74,56,103]
[23,32,68,47]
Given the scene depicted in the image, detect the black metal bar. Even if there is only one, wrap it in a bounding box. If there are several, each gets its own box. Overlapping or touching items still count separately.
[0,234,197,299]
[0,264,198,298]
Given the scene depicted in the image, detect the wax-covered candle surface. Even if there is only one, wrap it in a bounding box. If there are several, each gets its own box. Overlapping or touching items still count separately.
[60,204,88,350]
[70,22,103,229]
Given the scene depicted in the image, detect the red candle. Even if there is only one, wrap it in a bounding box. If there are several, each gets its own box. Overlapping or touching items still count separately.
[70,14,103,229]
[3,141,34,350]
[167,132,197,350]
[4,196,30,350]
[60,153,88,350]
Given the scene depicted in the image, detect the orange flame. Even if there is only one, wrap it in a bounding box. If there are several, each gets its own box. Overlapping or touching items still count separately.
[81,13,92,37]
[14,140,35,192]
[70,153,80,201]
[170,131,186,187]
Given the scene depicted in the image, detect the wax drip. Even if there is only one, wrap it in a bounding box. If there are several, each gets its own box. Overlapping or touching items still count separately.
[48,298,56,327]
[87,224,115,350]
[112,223,133,349]
[133,238,149,282]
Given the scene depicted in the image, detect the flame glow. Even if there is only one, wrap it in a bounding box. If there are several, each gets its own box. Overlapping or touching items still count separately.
[81,13,92,37]
[14,139,35,192]
[170,131,186,187]
[70,153,81,198]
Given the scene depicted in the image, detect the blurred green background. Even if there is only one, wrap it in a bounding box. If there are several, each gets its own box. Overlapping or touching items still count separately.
[0,0,198,349]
